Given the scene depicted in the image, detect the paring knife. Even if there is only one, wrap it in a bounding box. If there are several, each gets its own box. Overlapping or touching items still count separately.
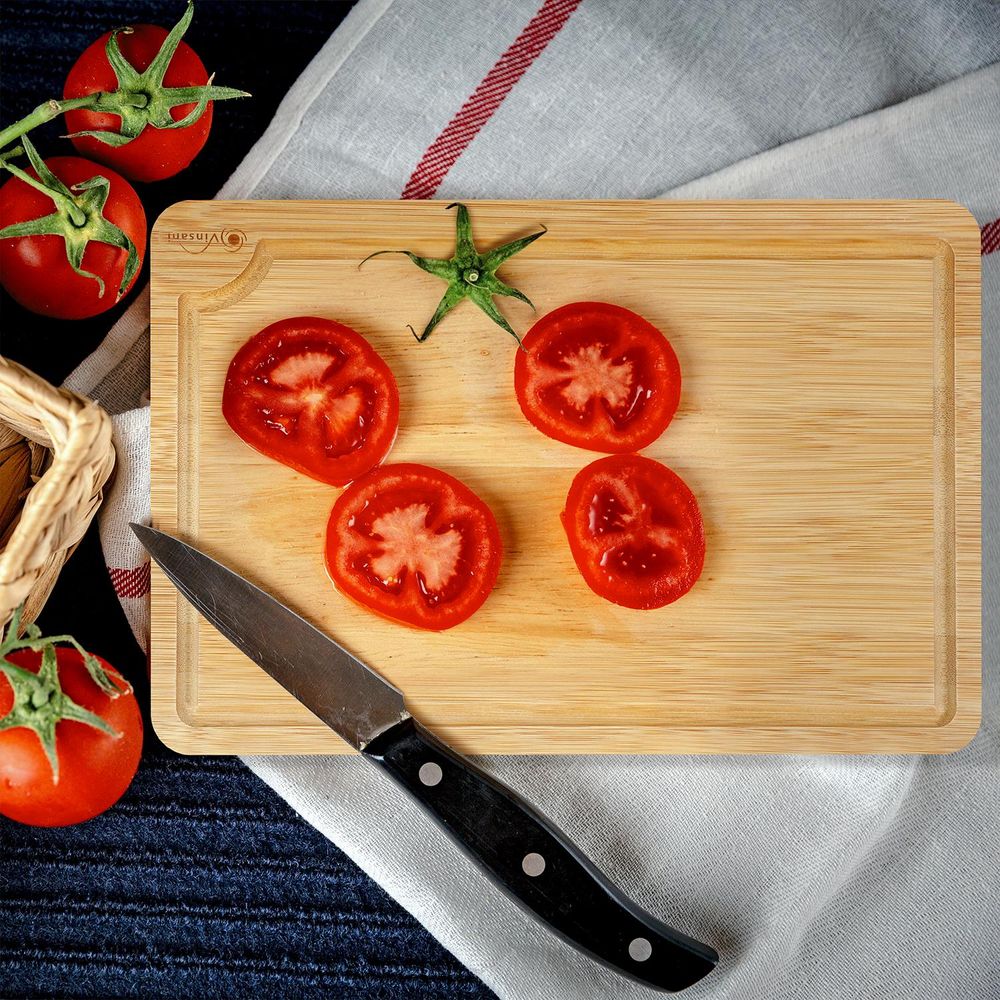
[133,524,718,992]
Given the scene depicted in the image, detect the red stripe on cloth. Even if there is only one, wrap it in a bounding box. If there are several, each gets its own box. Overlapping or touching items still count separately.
[401,0,582,200]
[982,217,1000,255]
[109,563,151,600]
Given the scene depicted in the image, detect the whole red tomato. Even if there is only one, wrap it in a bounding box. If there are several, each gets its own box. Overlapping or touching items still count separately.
[64,24,214,182]
[0,156,146,319]
[0,648,143,827]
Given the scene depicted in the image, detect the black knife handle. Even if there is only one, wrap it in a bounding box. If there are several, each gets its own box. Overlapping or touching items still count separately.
[363,717,718,992]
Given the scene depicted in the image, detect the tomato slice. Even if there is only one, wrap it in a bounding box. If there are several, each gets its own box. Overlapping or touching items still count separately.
[562,454,704,609]
[326,464,502,631]
[514,302,681,453]
[223,317,399,486]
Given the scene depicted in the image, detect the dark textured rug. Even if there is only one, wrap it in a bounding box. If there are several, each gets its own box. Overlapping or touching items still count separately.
[2,750,494,998]
[0,3,495,997]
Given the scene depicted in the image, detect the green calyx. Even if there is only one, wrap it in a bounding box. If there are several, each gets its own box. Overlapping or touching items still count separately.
[0,136,141,300]
[360,202,546,348]
[0,605,126,784]
[62,1,250,148]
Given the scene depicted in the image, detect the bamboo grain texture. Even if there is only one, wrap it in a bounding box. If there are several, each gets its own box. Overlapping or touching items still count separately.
[149,200,981,755]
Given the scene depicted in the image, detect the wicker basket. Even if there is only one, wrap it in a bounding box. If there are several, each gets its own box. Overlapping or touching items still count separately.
[0,355,116,628]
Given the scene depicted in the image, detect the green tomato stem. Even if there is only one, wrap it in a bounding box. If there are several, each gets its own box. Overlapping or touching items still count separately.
[1,159,87,227]
[0,95,99,151]
[364,203,544,346]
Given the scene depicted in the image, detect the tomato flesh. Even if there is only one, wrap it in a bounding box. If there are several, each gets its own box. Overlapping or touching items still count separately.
[223,317,399,486]
[0,650,142,827]
[0,156,146,319]
[562,454,704,609]
[64,25,213,182]
[514,302,681,452]
[326,464,502,630]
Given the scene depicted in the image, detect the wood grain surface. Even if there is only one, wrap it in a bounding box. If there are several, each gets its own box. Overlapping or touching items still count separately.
[149,200,981,755]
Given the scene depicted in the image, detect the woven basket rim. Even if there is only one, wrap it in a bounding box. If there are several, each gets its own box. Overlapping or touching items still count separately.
[0,354,116,626]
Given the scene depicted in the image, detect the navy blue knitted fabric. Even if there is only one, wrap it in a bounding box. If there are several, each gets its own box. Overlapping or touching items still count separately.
[0,4,495,997]
[1,749,494,998]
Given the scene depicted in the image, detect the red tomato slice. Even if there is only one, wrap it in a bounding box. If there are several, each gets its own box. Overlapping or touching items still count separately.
[514,302,681,453]
[562,454,704,609]
[326,464,502,631]
[223,317,399,487]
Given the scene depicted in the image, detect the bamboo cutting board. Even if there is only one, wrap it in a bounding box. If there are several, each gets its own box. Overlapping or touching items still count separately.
[150,200,981,755]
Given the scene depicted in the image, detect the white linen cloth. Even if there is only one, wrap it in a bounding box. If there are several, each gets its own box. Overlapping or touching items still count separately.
[65,2,1000,997]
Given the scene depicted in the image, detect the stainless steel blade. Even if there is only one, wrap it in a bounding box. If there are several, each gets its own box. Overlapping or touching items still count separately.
[133,524,408,749]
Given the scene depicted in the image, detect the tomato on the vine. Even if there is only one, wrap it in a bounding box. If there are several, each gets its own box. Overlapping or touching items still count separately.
[0,628,143,828]
[64,28,208,182]
[0,152,145,319]
[62,2,248,182]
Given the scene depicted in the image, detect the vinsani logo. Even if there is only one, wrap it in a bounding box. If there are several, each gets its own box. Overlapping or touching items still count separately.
[167,229,248,254]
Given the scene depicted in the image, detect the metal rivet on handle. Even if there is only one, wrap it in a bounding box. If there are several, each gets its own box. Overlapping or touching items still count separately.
[418,762,443,786]
[628,937,652,962]
[522,852,546,877]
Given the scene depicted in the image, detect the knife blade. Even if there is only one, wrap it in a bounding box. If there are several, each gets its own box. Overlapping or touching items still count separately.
[134,523,719,992]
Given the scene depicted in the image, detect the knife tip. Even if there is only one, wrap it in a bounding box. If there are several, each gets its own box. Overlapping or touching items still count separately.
[129,522,155,546]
